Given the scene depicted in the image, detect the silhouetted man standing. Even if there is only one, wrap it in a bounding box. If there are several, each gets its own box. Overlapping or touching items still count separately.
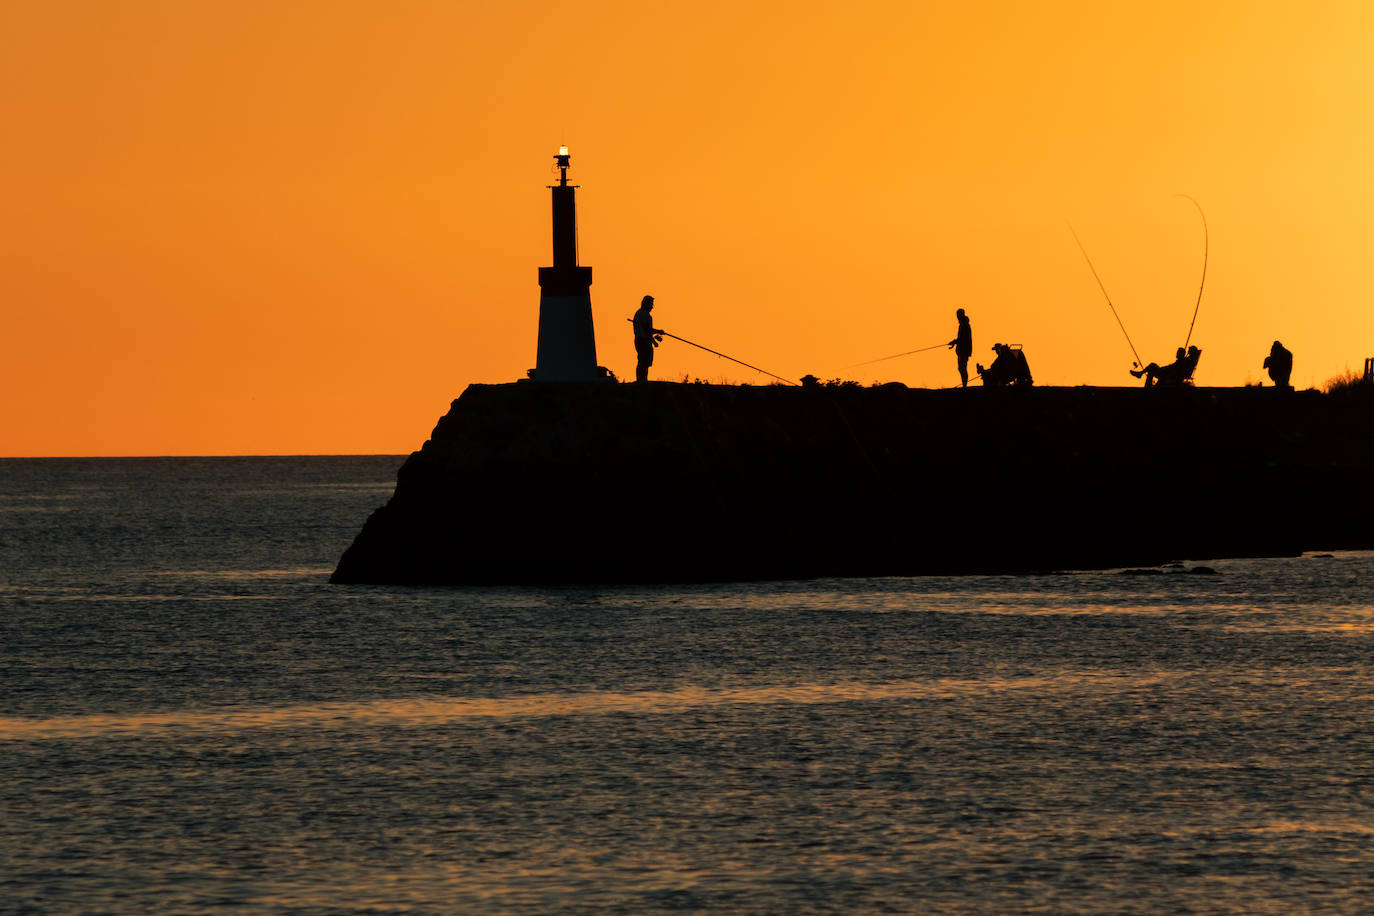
[632,295,664,382]
[948,308,973,387]
[1264,340,1293,389]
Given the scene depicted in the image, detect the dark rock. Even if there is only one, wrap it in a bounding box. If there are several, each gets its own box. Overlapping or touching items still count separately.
[332,383,1374,585]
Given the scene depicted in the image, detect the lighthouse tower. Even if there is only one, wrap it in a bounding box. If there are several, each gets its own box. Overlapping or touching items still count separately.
[530,147,609,382]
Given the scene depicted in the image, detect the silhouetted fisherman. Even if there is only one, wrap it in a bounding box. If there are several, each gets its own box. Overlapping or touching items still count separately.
[632,295,664,382]
[1264,340,1293,389]
[977,343,1033,387]
[1131,346,1201,387]
[948,308,973,387]
[1131,347,1184,386]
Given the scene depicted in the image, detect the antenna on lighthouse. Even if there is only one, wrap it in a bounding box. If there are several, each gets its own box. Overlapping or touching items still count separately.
[556,145,570,185]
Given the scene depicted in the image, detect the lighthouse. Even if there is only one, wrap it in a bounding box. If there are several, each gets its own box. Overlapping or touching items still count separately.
[530,147,610,382]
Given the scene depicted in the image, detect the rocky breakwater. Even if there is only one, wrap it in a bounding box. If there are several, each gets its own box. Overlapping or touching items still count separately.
[332,382,1374,584]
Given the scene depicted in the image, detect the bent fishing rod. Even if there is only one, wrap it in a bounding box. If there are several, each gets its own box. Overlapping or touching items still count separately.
[626,319,798,385]
[841,341,948,370]
[1178,194,1208,350]
[1067,221,1146,369]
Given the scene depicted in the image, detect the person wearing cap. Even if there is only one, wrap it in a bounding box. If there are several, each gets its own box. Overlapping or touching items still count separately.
[632,295,664,382]
[978,343,1033,386]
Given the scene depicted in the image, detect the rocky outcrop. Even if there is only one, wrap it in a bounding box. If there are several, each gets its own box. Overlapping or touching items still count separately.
[332,382,1374,584]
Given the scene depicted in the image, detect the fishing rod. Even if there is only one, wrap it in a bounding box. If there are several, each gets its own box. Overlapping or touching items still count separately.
[625,319,798,385]
[1178,195,1208,350]
[1067,220,1146,370]
[840,341,948,370]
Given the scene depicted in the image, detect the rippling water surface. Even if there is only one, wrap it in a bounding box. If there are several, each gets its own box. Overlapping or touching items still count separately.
[2,457,1373,913]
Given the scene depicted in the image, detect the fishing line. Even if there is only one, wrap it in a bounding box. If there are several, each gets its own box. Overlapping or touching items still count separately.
[1067,220,1146,370]
[840,342,948,370]
[626,319,798,385]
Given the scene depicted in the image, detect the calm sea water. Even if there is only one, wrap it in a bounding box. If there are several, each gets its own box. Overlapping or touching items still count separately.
[2,457,1373,914]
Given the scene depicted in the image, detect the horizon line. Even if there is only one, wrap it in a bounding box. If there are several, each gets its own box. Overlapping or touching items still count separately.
[0,453,409,461]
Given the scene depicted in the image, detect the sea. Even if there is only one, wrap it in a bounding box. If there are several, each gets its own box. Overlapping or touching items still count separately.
[2,456,1373,914]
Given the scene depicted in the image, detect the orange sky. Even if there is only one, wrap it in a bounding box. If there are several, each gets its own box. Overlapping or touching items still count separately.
[3,0,1372,456]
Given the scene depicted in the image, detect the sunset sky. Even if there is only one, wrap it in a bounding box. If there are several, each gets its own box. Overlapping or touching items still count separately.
[3,0,1372,455]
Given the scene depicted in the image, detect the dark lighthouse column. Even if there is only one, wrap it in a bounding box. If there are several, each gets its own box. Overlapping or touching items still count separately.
[531,147,608,381]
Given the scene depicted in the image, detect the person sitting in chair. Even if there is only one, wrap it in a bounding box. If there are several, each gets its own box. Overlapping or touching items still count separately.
[977,343,1033,387]
[1131,346,1201,387]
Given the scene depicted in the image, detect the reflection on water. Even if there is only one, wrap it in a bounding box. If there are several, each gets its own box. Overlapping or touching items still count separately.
[0,671,1180,740]
[166,567,338,581]
[3,459,1374,913]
